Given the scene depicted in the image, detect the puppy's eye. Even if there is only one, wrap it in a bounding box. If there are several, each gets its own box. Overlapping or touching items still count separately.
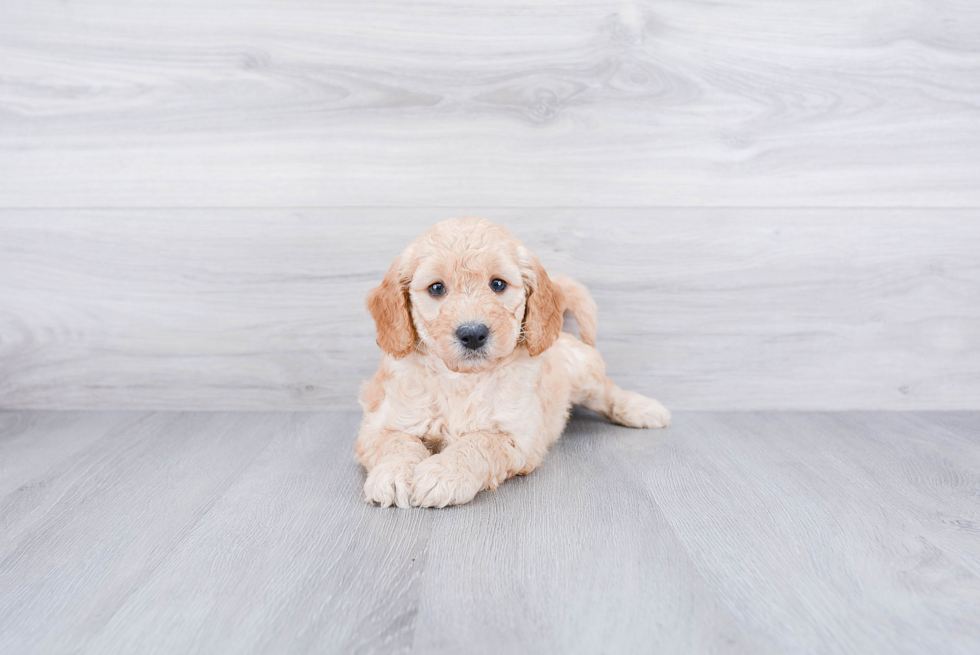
[427,282,446,297]
[490,279,507,293]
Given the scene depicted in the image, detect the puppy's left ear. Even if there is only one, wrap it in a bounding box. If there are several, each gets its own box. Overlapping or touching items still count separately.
[519,247,565,356]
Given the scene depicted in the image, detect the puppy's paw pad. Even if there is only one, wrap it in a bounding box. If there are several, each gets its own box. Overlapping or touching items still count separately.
[410,455,483,508]
[364,459,419,508]
[614,392,671,429]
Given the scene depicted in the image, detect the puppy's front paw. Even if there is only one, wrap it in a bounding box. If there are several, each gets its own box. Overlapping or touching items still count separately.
[410,453,485,508]
[614,391,671,429]
[363,458,419,508]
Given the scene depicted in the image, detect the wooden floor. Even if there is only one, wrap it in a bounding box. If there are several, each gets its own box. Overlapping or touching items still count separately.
[1,411,977,654]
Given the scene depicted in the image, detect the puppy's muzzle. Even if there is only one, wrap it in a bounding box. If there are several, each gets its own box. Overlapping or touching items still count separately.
[456,323,489,351]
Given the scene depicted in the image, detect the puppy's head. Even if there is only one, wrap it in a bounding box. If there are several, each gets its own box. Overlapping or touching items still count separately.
[367,217,564,372]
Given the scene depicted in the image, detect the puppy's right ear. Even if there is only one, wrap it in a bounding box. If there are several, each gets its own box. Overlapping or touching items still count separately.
[366,256,416,358]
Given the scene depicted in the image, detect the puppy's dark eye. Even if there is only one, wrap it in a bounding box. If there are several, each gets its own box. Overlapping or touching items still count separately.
[490,279,507,293]
[427,282,446,297]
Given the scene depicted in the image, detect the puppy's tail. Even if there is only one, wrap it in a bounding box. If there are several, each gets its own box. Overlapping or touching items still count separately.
[551,274,597,347]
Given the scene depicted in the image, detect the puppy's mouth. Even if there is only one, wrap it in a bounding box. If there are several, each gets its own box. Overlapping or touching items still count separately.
[443,342,495,372]
[457,349,490,365]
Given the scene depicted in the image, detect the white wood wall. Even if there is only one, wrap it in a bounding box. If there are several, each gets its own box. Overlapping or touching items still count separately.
[1,1,978,410]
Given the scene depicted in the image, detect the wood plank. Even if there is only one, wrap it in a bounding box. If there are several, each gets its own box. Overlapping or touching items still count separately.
[0,412,139,498]
[1,411,978,653]
[1,208,978,410]
[0,411,279,654]
[68,411,434,655]
[1,1,979,207]
[619,411,980,654]
[914,411,980,445]
[409,414,761,654]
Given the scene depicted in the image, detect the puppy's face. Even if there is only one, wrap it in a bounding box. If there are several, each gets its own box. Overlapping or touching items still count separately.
[409,243,525,372]
[367,217,564,372]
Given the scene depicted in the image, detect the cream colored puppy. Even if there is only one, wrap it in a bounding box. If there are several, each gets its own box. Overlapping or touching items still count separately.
[356,217,670,508]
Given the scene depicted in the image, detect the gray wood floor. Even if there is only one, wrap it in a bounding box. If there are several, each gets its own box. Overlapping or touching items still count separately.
[1,410,977,654]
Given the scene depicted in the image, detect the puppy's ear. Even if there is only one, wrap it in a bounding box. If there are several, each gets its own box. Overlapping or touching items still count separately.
[519,248,565,356]
[366,255,417,358]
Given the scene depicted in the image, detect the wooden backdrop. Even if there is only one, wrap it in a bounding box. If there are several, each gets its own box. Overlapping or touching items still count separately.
[1,1,979,410]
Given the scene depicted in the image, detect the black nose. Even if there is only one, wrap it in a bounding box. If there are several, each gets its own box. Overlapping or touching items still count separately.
[456,323,490,350]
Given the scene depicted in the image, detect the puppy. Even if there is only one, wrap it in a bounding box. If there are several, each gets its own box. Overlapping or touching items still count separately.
[355,217,670,508]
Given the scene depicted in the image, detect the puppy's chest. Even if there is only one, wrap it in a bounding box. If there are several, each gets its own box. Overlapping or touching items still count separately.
[392,366,536,442]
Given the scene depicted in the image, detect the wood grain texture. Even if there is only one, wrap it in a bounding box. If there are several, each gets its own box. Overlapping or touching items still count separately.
[74,412,433,655]
[1,0,979,207]
[1,410,978,654]
[0,412,281,653]
[620,411,980,654]
[411,417,762,654]
[1,208,978,410]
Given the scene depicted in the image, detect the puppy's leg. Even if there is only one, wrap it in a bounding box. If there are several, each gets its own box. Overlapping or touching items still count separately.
[561,336,670,429]
[410,431,540,508]
[581,377,671,429]
[355,427,430,508]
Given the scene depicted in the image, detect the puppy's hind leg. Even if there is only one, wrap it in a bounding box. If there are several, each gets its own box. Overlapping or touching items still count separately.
[581,377,671,429]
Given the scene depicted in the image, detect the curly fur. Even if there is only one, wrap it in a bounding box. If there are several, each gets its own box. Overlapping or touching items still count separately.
[356,217,670,508]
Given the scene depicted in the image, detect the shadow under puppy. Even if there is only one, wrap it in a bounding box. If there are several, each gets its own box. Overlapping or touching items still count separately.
[356,217,670,508]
